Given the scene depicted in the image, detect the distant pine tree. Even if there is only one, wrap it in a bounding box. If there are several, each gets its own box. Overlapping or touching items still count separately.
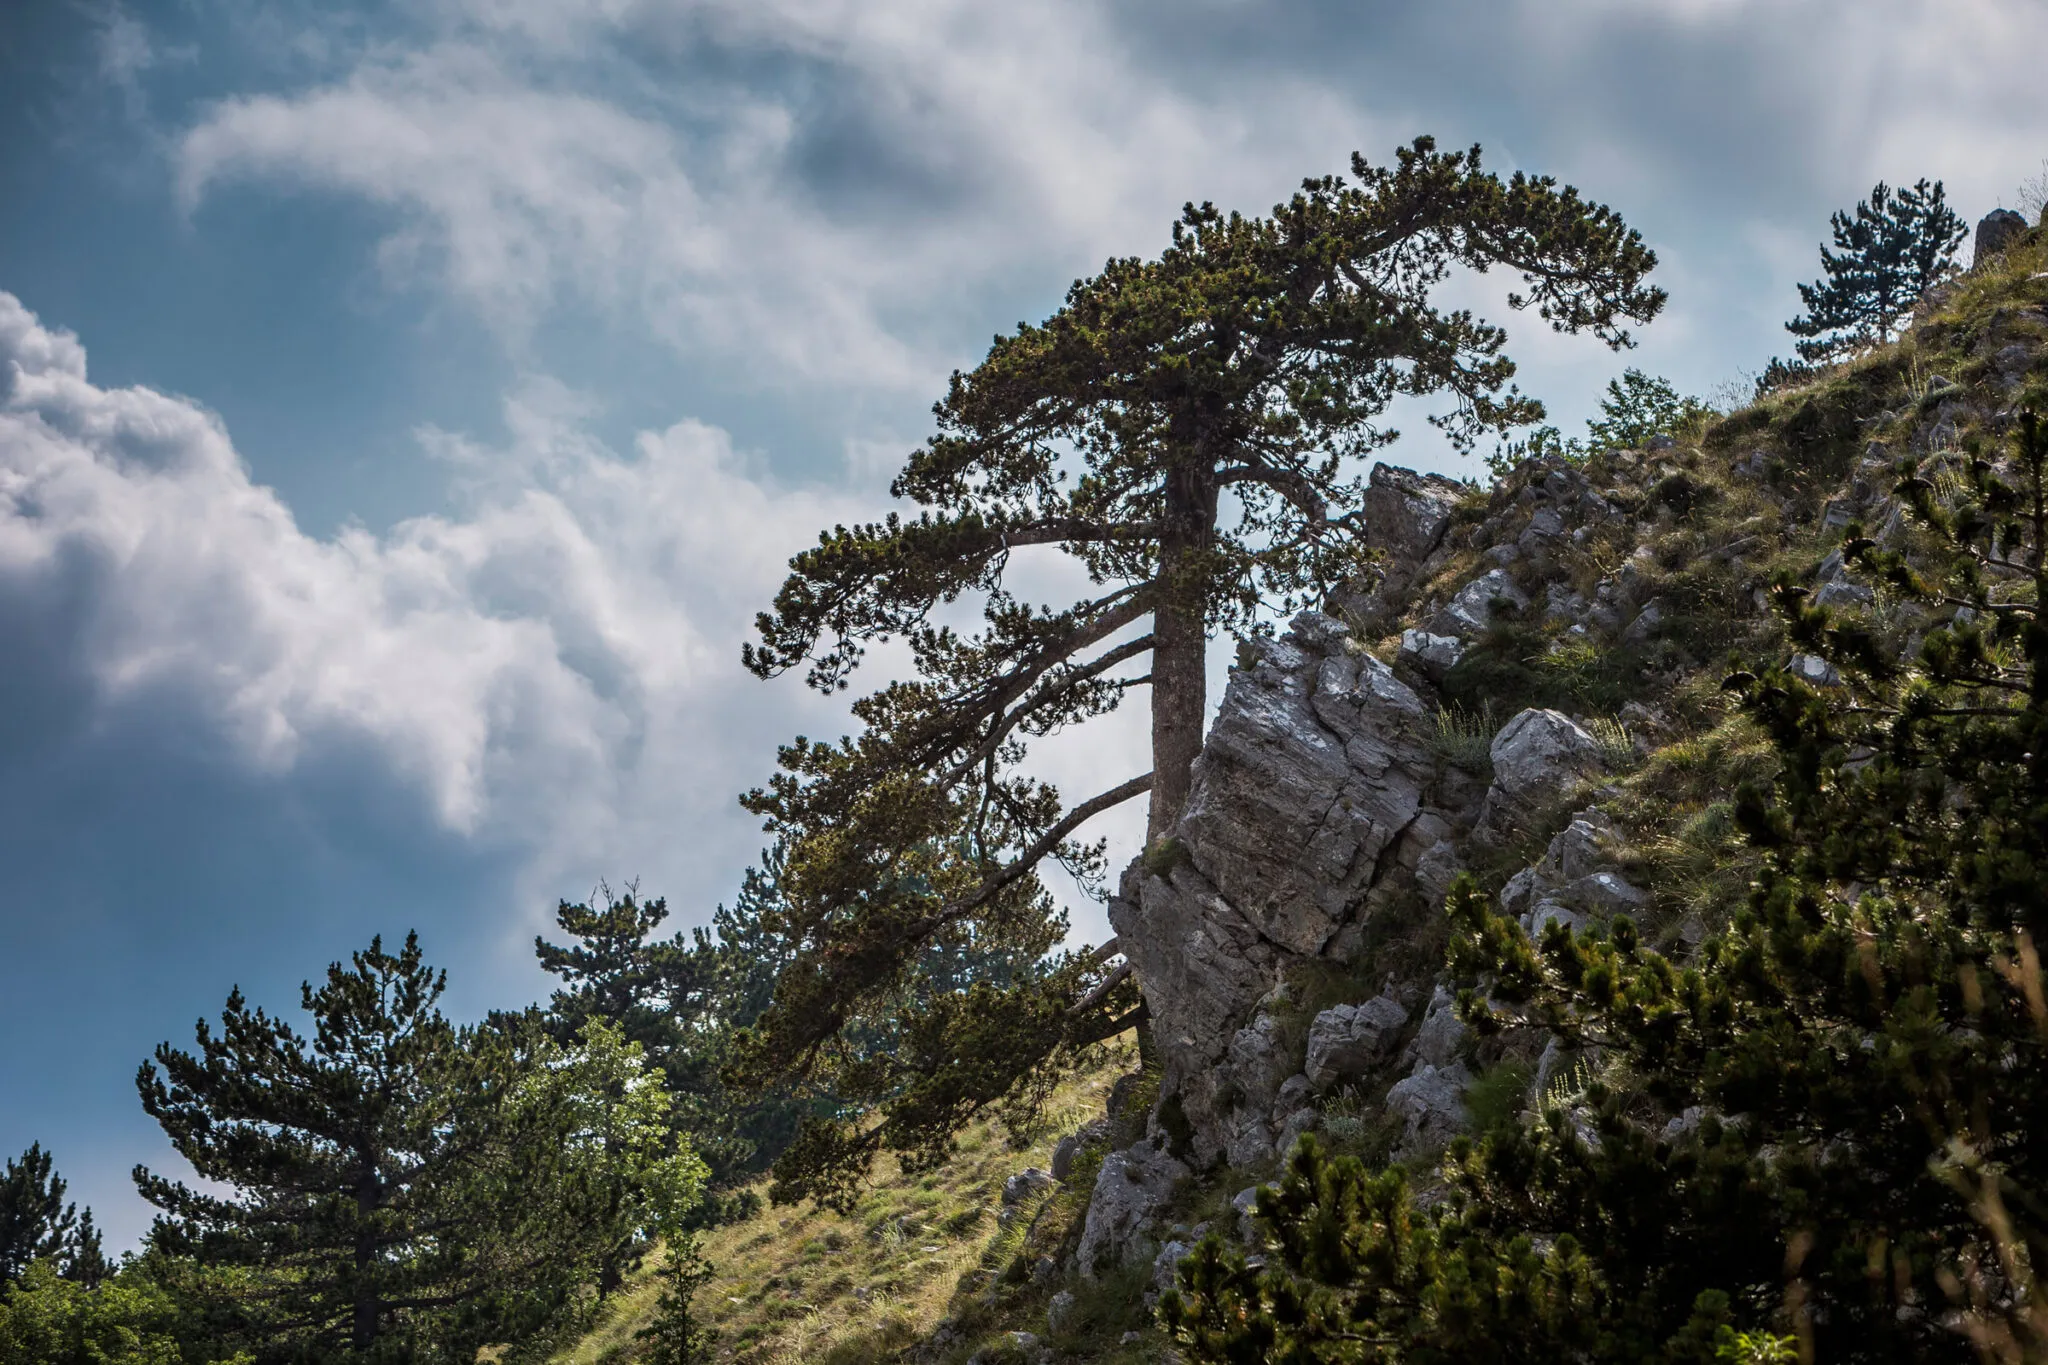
[0,1145,77,1286]
[1786,179,1965,361]
[137,932,701,1362]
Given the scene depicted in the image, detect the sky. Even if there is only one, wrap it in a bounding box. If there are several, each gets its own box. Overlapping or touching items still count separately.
[3,0,2046,1250]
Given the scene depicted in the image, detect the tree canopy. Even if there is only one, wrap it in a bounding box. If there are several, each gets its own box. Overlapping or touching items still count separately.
[136,932,702,1363]
[2,1145,102,1290]
[1786,178,1965,362]
[734,136,1665,1207]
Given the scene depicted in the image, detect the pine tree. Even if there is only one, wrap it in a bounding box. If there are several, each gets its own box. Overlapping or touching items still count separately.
[136,932,701,1362]
[738,137,1665,1206]
[1164,411,2048,1362]
[1,1145,77,1286]
[1786,179,1965,361]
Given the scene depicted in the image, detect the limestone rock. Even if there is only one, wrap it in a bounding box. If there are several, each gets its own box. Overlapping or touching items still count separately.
[1051,1120,1108,1181]
[1275,1107,1321,1158]
[1365,463,1465,568]
[1475,709,1608,842]
[1113,612,1459,1163]
[1078,1140,1189,1278]
[1387,1063,1472,1152]
[1433,567,1529,636]
[1398,628,1467,679]
[1151,1240,1195,1296]
[1304,996,1410,1091]
[1409,985,1467,1069]
[1974,208,2029,269]
[1003,1168,1058,1206]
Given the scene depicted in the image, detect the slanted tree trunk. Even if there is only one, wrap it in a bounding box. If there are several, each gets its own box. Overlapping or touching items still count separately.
[1148,459,1219,842]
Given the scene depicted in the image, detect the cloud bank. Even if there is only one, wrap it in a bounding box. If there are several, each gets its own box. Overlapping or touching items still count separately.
[0,290,867,911]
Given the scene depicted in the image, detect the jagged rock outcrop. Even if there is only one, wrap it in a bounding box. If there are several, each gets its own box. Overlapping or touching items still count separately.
[1108,609,1473,1166]
[1474,709,1610,846]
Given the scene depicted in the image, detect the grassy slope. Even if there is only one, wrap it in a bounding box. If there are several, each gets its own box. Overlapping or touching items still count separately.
[551,1043,1149,1365]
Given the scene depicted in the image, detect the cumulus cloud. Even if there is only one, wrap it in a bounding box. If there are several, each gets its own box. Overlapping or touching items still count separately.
[0,290,876,910]
[171,0,1388,393]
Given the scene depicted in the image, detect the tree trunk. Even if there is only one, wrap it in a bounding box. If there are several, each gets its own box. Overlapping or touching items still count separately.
[353,1154,379,1353]
[1149,461,1217,842]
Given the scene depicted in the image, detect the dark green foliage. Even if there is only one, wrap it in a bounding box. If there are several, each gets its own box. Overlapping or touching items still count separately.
[736,137,1666,1208]
[1786,179,1966,361]
[136,932,702,1363]
[1165,413,2048,1361]
[636,1236,716,1365]
[534,865,800,1202]
[1490,368,1713,475]
[1,1145,100,1288]
[1753,356,1818,399]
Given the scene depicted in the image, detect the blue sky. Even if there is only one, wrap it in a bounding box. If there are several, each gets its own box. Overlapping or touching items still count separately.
[3,0,2045,1249]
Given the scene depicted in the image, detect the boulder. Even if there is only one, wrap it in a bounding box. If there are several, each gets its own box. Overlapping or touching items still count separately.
[1231,1186,1262,1245]
[1304,996,1410,1091]
[1151,1240,1195,1296]
[1475,709,1608,842]
[1974,208,2029,270]
[1398,627,1467,679]
[1409,985,1467,1069]
[1002,1168,1058,1206]
[1432,567,1530,636]
[1050,1119,1109,1181]
[1077,1141,1189,1278]
[1387,1063,1472,1152]
[1275,1107,1321,1158]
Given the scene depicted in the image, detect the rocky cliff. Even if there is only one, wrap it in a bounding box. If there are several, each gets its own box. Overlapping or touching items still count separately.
[1054,218,2048,1294]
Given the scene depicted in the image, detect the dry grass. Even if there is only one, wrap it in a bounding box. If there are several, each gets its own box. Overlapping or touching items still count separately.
[549,1047,1136,1365]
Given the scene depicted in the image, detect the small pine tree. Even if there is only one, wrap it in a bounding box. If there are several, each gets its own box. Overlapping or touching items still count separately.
[1785,178,1965,361]
[0,1145,77,1286]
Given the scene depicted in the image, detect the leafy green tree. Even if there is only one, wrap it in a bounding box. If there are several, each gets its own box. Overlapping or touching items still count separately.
[0,1257,251,1365]
[1786,179,1965,361]
[2,1145,104,1289]
[737,136,1665,1206]
[1164,413,2048,1362]
[136,933,701,1363]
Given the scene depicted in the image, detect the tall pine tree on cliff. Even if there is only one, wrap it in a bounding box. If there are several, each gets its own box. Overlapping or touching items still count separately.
[735,136,1666,1206]
[1163,411,2048,1363]
[1786,178,1965,361]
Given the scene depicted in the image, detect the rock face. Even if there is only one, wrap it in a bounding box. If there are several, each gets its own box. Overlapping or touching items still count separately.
[1339,463,1467,629]
[1109,610,1469,1165]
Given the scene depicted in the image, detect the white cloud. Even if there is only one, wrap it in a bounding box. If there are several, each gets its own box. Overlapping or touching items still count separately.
[0,290,871,913]
[171,0,1390,393]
